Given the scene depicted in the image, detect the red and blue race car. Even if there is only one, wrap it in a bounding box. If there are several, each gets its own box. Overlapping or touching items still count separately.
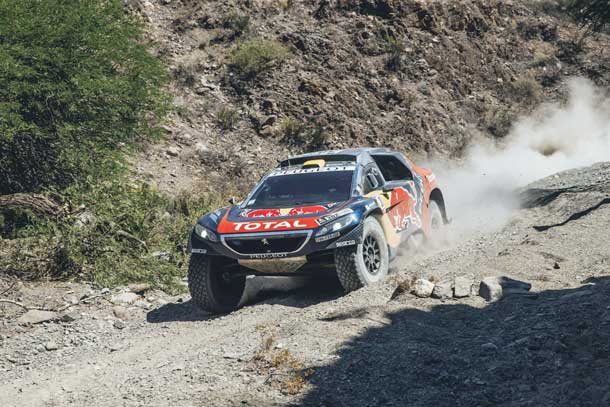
[188,148,448,313]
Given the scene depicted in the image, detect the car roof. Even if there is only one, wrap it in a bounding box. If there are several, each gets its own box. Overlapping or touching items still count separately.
[279,148,398,167]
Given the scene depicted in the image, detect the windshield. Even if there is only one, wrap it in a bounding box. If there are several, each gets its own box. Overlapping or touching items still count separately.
[245,170,354,209]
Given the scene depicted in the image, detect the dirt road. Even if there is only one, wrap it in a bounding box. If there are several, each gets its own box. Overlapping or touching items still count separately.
[2,163,610,407]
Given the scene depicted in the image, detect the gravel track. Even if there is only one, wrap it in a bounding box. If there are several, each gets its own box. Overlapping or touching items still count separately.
[1,163,610,406]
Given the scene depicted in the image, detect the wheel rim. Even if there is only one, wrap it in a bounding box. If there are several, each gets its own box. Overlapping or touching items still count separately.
[363,235,381,275]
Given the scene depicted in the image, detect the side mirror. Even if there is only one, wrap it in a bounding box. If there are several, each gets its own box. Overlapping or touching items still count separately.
[382,185,393,193]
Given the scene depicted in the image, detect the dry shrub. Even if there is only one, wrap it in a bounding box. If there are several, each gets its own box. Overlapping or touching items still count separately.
[252,324,314,395]
[510,74,544,105]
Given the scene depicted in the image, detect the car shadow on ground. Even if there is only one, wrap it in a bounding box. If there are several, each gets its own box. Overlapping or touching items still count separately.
[146,276,344,323]
[296,276,610,407]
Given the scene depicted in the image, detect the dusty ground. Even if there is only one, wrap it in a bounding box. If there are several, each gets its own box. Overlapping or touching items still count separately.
[1,162,609,406]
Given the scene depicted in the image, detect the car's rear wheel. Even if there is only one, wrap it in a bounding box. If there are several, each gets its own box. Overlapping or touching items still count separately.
[427,200,446,247]
[335,217,389,291]
[188,254,246,314]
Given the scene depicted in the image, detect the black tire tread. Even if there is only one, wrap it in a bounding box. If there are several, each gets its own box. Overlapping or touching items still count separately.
[187,254,215,311]
[335,246,365,291]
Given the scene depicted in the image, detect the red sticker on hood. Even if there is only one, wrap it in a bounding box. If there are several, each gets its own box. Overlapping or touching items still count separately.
[240,204,334,218]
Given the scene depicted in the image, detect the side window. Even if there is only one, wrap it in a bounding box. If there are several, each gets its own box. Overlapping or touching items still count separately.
[362,167,383,194]
[372,155,413,181]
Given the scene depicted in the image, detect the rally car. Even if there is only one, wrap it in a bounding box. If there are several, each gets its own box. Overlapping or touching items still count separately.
[188,148,448,313]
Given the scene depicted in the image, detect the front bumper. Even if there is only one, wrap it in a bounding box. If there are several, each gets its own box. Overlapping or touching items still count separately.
[189,223,363,261]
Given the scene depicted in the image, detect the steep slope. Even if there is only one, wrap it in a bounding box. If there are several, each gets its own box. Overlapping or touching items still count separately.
[130,0,610,194]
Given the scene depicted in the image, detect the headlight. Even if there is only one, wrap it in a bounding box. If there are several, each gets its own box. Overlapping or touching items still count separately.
[316,208,354,226]
[194,224,219,242]
[315,214,356,237]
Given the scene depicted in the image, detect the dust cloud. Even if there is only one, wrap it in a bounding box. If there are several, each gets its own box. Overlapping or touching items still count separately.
[432,77,610,239]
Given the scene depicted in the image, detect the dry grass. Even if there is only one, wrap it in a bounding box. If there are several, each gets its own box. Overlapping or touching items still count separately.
[216,106,240,130]
[252,324,314,395]
[277,0,292,10]
[277,117,305,139]
[510,73,544,105]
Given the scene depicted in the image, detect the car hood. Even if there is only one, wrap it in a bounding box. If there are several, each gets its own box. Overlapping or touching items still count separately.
[216,202,344,234]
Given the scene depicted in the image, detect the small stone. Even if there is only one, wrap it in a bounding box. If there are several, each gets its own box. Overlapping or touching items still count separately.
[113,320,126,330]
[453,276,472,298]
[481,342,498,351]
[45,342,59,351]
[133,300,152,310]
[166,147,179,157]
[101,288,110,295]
[261,115,277,127]
[60,312,80,323]
[479,277,503,302]
[128,283,152,294]
[151,251,171,262]
[431,280,452,299]
[195,142,209,156]
[262,99,277,112]
[412,279,435,298]
[17,310,58,325]
[259,126,275,137]
[112,306,130,320]
[553,262,560,269]
[111,292,140,304]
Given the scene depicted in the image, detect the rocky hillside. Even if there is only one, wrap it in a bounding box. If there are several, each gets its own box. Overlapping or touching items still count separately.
[130,0,610,194]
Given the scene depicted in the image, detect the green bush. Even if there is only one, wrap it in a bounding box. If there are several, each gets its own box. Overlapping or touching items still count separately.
[222,11,250,36]
[0,0,168,194]
[1,179,219,291]
[229,39,289,78]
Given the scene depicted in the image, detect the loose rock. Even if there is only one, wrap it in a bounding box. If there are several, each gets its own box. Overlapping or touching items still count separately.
[431,280,452,299]
[412,279,435,298]
[45,342,59,351]
[113,320,126,330]
[128,283,152,294]
[481,343,498,351]
[111,292,140,304]
[479,277,503,302]
[60,312,80,323]
[453,276,472,298]
[112,306,130,320]
[17,310,58,325]
[166,147,180,157]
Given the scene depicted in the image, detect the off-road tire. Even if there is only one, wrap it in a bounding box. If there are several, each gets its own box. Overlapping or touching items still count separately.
[335,217,389,291]
[427,200,445,247]
[188,254,246,314]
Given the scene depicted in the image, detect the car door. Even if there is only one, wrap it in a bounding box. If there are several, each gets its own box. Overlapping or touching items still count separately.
[372,155,422,234]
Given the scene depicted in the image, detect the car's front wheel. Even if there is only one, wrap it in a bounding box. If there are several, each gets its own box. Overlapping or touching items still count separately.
[187,255,246,314]
[334,217,389,291]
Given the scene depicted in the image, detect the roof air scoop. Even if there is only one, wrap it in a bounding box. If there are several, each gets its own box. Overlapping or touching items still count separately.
[302,159,325,169]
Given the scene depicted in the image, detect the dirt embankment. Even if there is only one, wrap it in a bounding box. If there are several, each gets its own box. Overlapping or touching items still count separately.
[131,0,610,194]
[1,162,609,406]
